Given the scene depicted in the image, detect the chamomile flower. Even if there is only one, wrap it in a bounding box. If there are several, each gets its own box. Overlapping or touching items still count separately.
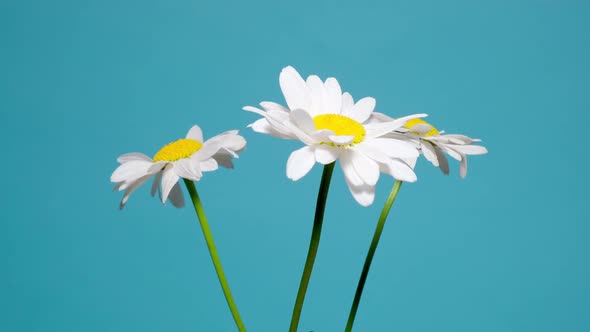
[394,118,488,178]
[111,125,246,209]
[244,66,425,206]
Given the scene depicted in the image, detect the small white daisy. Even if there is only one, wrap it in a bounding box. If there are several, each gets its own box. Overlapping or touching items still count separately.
[393,118,488,178]
[111,125,246,209]
[244,66,425,206]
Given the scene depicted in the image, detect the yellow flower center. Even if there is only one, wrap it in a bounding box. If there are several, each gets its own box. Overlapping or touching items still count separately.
[153,139,202,162]
[313,114,366,145]
[404,118,440,136]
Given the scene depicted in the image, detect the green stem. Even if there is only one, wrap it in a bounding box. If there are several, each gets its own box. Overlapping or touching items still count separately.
[345,180,403,332]
[184,179,246,332]
[289,162,336,332]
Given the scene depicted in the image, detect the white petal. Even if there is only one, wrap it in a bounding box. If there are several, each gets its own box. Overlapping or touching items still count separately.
[347,97,376,123]
[168,183,185,208]
[365,113,428,138]
[200,158,218,172]
[260,101,290,112]
[434,146,450,175]
[174,158,201,181]
[460,155,468,178]
[323,77,342,114]
[117,153,151,164]
[147,161,167,174]
[449,145,488,155]
[193,139,222,161]
[279,66,311,111]
[380,160,417,182]
[151,171,163,197]
[350,150,380,186]
[161,166,180,203]
[314,145,340,164]
[340,153,363,186]
[328,135,354,145]
[186,125,204,142]
[365,138,419,159]
[286,146,316,181]
[244,106,294,137]
[342,177,375,207]
[290,109,316,134]
[306,75,324,117]
[213,150,235,169]
[119,174,153,209]
[111,160,152,183]
[248,118,292,139]
[421,141,440,167]
[341,92,354,115]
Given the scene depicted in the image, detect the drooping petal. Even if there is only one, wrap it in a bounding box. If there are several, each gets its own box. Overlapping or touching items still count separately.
[350,150,380,186]
[174,158,201,181]
[342,175,376,207]
[151,171,163,197]
[260,101,290,113]
[161,166,180,204]
[200,158,218,172]
[213,150,235,169]
[314,145,341,164]
[119,174,153,209]
[420,141,440,167]
[340,153,364,186]
[286,146,316,181]
[460,155,468,178]
[380,160,418,182]
[434,145,450,175]
[279,66,311,111]
[186,125,204,142]
[168,182,185,208]
[248,118,292,139]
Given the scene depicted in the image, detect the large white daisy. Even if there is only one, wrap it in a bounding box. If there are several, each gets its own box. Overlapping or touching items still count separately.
[244,66,426,206]
[111,125,246,209]
[392,118,488,178]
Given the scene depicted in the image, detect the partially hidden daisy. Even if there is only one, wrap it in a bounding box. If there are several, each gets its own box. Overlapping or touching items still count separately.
[244,66,426,206]
[392,118,488,178]
[111,125,246,209]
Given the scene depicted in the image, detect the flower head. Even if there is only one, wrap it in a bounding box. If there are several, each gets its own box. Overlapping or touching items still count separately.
[244,66,425,206]
[111,125,246,209]
[392,118,488,178]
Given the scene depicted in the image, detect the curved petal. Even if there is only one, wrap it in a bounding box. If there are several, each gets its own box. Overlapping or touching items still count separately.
[186,125,204,142]
[168,182,185,208]
[290,109,316,134]
[341,92,354,115]
[448,144,488,155]
[314,145,341,164]
[347,97,376,123]
[434,145,450,175]
[151,171,163,197]
[306,75,325,117]
[340,153,363,186]
[365,113,428,138]
[460,155,468,179]
[342,175,376,207]
[161,166,180,204]
[365,138,419,159]
[117,153,151,164]
[380,160,417,182]
[286,146,316,181]
[279,66,311,111]
[174,158,201,181]
[421,141,440,167]
[200,158,218,172]
[328,135,354,145]
[111,160,153,183]
[119,174,153,210]
[350,150,380,186]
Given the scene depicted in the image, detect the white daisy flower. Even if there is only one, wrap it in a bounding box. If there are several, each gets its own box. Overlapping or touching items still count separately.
[393,118,488,178]
[111,125,246,209]
[244,66,426,206]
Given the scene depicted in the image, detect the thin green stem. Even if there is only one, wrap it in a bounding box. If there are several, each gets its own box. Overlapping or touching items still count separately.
[289,162,336,332]
[345,180,403,332]
[184,179,246,332]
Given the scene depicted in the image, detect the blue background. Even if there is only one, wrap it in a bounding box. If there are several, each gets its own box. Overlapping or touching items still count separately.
[1,0,589,331]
